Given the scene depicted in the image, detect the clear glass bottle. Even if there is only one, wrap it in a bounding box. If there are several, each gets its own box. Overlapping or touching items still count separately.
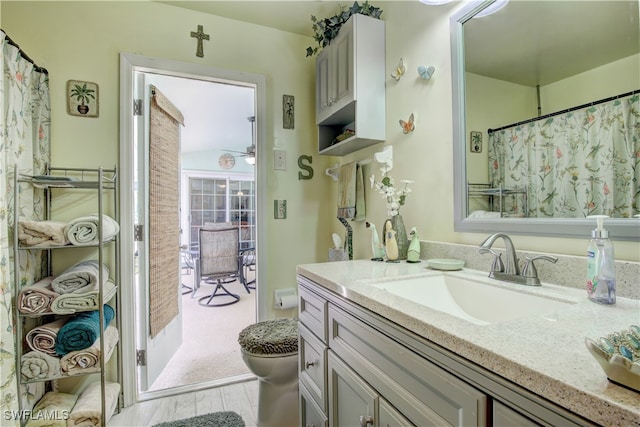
[586,215,616,305]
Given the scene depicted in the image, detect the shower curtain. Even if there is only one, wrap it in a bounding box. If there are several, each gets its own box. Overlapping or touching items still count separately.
[488,93,639,218]
[0,31,51,423]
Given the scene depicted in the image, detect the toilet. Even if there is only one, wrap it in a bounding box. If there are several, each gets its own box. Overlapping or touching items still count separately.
[238,318,299,427]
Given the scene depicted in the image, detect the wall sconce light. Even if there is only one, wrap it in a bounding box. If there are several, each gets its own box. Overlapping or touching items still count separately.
[245,155,256,165]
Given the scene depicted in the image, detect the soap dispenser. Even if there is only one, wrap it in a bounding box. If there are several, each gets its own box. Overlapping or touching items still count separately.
[586,215,616,305]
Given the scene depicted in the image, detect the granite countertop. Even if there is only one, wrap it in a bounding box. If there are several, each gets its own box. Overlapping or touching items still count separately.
[296,260,640,427]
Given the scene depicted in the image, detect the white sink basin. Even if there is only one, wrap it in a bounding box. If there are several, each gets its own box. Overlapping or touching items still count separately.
[366,271,576,325]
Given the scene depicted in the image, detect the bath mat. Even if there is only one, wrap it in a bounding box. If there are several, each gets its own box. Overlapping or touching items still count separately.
[153,411,245,427]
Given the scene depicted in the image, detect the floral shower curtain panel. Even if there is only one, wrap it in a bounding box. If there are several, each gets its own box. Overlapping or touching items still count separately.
[489,93,639,218]
[0,31,50,423]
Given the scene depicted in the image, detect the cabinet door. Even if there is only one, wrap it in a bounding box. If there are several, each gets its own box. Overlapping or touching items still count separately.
[301,381,329,427]
[332,24,354,109]
[328,351,377,427]
[493,401,540,427]
[379,398,414,427]
[315,47,332,124]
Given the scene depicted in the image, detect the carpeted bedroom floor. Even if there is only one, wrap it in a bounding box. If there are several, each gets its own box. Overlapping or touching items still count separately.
[148,271,256,391]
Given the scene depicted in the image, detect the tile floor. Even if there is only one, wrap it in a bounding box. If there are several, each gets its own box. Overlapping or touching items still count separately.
[108,379,258,426]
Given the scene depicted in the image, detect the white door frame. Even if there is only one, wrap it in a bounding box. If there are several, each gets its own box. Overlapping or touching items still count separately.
[119,52,267,406]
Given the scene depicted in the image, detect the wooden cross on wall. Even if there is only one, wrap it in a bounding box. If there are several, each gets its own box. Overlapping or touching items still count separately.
[190,25,210,58]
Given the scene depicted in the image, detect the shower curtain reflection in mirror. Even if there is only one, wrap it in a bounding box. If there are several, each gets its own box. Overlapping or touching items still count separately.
[487,92,639,219]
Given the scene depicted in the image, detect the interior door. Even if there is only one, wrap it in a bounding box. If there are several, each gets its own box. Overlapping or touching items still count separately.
[133,72,183,391]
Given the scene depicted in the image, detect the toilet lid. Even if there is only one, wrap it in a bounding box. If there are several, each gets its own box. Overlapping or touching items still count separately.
[238,318,298,355]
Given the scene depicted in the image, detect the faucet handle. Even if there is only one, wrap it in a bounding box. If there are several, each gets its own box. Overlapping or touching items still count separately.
[522,255,558,279]
[479,247,504,273]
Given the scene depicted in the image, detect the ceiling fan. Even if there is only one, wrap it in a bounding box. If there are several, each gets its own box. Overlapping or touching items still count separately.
[223,116,256,165]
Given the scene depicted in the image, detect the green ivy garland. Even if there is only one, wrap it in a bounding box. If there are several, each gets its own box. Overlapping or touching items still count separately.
[306,1,383,57]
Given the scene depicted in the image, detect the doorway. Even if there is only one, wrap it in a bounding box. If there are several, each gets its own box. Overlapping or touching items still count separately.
[119,53,267,405]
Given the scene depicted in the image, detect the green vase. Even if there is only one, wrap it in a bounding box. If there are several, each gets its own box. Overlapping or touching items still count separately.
[391,214,408,260]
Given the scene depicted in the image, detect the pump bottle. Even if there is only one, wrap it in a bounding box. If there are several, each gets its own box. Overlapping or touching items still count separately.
[586,215,616,305]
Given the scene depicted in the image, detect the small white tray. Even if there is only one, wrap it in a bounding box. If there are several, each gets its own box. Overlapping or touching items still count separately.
[425,259,465,271]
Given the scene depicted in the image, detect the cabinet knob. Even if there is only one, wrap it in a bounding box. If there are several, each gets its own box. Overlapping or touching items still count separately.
[359,415,374,427]
[305,360,316,369]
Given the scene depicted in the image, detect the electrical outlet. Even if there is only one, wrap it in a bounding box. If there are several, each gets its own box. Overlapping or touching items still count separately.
[274,200,287,219]
[274,150,287,170]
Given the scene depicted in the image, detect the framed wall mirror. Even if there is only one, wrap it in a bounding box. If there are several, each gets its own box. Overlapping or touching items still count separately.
[451,0,639,240]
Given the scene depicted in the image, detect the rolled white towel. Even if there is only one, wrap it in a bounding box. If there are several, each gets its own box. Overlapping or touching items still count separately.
[68,381,120,427]
[65,214,119,246]
[51,261,109,295]
[60,326,119,374]
[21,350,62,381]
[25,318,67,356]
[50,280,116,314]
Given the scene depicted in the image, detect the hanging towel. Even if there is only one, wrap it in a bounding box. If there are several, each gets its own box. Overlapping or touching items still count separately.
[55,305,115,356]
[337,163,366,220]
[17,276,58,314]
[337,162,357,218]
[354,164,366,221]
[25,392,78,427]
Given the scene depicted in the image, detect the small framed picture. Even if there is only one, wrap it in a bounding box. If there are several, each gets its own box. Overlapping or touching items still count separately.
[470,131,482,153]
[67,80,99,118]
[283,94,294,129]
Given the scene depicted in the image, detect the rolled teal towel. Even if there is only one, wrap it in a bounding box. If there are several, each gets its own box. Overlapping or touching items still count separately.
[55,305,114,356]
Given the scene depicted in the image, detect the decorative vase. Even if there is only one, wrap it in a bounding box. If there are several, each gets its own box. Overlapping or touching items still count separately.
[391,214,408,260]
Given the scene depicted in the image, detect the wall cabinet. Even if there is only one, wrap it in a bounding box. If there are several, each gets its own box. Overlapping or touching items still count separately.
[298,275,593,427]
[12,166,121,427]
[315,14,385,156]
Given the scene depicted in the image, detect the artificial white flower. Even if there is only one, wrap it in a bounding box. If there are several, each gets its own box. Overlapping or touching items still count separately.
[371,169,413,217]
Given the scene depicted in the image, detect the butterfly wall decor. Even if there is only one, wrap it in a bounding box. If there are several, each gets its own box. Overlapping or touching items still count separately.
[390,58,406,81]
[399,113,415,134]
[417,65,436,80]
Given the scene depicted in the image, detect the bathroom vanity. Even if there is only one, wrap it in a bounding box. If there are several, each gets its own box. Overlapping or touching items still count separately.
[296,260,639,426]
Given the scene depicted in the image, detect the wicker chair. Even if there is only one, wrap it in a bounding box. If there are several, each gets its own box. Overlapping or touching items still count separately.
[196,226,241,307]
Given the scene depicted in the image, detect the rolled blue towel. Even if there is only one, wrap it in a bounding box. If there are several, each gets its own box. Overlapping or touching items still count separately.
[55,305,114,356]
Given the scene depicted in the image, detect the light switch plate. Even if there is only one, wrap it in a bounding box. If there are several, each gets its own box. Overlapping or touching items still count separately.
[274,200,287,219]
[274,150,287,170]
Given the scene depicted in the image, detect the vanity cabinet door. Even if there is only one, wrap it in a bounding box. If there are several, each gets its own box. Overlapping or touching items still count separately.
[328,351,377,427]
[493,401,540,427]
[301,381,329,427]
[315,47,332,124]
[379,398,413,427]
[330,22,354,114]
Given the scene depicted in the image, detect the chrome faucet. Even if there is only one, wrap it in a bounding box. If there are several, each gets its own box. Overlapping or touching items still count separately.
[478,233,557,286]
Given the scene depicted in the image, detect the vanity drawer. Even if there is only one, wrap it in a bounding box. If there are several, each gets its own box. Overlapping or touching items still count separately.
[298,282,328,342]
[299,324,328,412]
[328,304,488,427]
